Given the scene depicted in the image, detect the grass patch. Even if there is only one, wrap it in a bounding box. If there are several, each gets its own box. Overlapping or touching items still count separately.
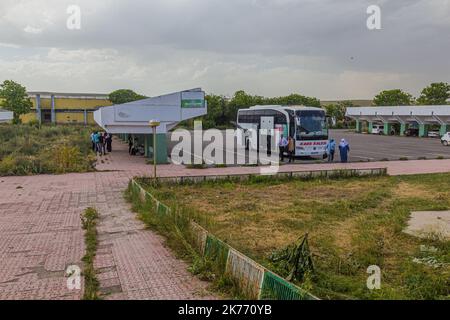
[136,173,450,300]
[186,162,208,169]
[0,124,97,176]
[81,207,100,300]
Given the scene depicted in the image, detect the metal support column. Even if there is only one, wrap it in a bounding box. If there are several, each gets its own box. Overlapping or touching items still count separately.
[355,120,361,133]
[419,124,428,137]
[440,124,448,136]
[400,123,406,136]
[36,94,41,124]
[51,94,56,124]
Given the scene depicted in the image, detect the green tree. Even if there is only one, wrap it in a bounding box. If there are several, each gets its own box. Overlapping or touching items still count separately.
[227,90,261,121]
[324,101,351,121]
[203,94,228,129]
[268,94,321,108]
[323,101,353,128]
[0,80,33,124]
[373,89,414,106]
[227,90,321,122]
[108,89,146,104]
[417,82,450,105]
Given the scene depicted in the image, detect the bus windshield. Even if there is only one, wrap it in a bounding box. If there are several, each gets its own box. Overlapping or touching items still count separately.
[295,110,327,139]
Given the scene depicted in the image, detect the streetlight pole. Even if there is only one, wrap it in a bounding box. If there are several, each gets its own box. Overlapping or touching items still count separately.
[149,119,160,180]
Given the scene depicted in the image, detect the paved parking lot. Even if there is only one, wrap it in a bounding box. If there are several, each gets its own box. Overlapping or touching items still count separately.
[330,130,450,162]
[168,129,450,164]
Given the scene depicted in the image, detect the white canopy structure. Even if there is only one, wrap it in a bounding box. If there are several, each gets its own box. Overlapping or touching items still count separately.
[94,88,207,134]
[93,88,207,164]
[346,106,450,136]
[0,109,13,123]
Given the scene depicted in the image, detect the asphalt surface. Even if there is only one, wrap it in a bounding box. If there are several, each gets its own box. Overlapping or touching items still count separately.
[167,129,450,165]
[330,130,450,162]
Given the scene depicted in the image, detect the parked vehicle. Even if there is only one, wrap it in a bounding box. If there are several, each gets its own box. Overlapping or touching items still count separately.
[371,124,384,135]
[428,131,440,138]
[441,132,450,146]
[405,128,419,137]
[237,106,328,158]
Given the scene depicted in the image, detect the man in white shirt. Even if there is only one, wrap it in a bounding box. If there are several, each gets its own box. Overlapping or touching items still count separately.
[279,134,288,161]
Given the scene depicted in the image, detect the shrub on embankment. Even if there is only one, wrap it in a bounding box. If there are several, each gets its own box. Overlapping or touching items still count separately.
[0,124,97,176]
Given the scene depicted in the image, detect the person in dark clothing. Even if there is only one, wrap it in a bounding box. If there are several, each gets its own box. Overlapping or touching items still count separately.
[101,133,107,155]
[106,133,112,152]
[338,139,350,163]
[128,136,133,155]
[266,133,272,156]
[98,133,105,156]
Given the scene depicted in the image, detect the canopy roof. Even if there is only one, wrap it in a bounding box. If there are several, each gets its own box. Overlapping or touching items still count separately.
[346,106,450,124]
[94,88,207,134]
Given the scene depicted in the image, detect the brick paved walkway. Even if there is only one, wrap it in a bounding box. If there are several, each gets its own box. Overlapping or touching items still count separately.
[0,169,214,300]
[2,137,450,300]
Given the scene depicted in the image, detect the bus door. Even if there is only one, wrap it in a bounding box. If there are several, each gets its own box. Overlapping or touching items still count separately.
[242,123,258,150]
[260,116,274,152]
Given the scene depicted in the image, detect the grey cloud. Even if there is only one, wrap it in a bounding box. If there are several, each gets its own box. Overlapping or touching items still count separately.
[0,0,448,99]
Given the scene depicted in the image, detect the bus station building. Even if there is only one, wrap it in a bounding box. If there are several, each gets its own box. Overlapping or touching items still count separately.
[346,106,450,137]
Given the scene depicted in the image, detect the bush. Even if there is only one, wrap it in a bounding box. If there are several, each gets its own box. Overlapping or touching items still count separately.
[0,124,97,176]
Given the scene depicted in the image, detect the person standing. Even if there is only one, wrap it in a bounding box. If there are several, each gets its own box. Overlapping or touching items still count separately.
[326,139,336,162]
[128,135,133,155]
[288,136,295,163]
[90,132,96,152]
[98,132,105,156]
[339,139,350,163]
[279,134,288,161]
[106,133,112,153]
[102,133,107,155]
[93,131,101,156]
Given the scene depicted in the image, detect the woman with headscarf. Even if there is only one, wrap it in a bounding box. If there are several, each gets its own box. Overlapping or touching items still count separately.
[339,139,350,163]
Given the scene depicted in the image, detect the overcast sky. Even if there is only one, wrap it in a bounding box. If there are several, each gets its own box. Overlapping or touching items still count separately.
[0,0,449,100]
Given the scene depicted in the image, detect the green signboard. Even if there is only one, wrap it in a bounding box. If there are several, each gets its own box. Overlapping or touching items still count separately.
[181,99,204,108]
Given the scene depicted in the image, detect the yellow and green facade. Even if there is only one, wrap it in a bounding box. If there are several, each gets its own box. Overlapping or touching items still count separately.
[22,92,112,125]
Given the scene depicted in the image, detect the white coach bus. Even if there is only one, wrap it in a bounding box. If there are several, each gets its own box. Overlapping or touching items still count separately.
[237,105,328,158]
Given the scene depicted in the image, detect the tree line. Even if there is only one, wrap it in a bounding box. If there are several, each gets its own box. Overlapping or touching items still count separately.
[1,80,449,127]
[198,82,450,129]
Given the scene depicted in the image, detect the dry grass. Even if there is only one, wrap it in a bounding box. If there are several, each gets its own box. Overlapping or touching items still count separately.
[143,174,450,300]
